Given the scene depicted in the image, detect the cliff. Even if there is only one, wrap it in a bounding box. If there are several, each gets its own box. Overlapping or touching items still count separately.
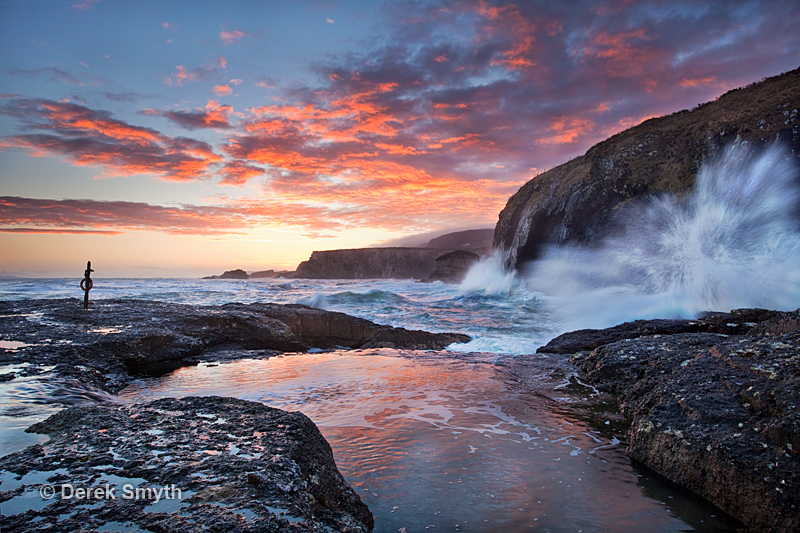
[294,247,454,280]
[494,66,800,270]
[426,228,494,252]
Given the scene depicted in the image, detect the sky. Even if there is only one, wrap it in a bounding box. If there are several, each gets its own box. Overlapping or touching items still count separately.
[1,0,799,277]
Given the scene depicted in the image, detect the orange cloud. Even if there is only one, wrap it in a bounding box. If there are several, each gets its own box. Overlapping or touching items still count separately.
[679,76,718,88]
[0,98,223,181]
[212,84,233,96]
[476,1,537,70]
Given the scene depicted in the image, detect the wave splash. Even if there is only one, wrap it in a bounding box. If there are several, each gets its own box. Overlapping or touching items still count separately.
[525,143,800,330]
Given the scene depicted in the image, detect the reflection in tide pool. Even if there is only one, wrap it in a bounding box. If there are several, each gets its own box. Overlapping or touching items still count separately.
[120,351,735,532]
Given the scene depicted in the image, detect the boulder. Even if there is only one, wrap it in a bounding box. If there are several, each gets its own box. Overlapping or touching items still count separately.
[541,308,800,530]
[0,396,373,532]
[494,67,800,271]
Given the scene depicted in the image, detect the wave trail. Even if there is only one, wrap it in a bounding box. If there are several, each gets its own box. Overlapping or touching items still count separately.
[525,143,800,330]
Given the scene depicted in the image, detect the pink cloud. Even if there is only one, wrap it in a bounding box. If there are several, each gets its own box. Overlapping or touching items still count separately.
[220,29,248,45]
[212,84,233,96]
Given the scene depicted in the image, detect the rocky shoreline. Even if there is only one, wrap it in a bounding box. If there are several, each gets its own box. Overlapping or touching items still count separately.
[538,307,800,530]
[0,298,470,531]
[3,299,799,530]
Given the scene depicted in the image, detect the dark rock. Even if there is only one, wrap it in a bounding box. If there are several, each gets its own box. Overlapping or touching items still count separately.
[200,275,220,279]
[220,269,249,280]
[0,298,470,395]
[0,396,373,532]
[538,308,783,354]
[426,228,494,251]
[293,247,458,279]
[559,308,800,530]
[495,67,800,270]
[424,250,480,283]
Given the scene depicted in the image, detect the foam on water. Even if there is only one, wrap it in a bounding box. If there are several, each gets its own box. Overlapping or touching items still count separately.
[525,143,800,330]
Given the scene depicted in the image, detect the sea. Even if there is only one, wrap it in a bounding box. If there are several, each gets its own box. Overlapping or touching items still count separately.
[2,144,799,531]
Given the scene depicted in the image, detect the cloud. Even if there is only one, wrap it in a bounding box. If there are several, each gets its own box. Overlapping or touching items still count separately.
[220,29,248,45]
[212,84,233,96]
[72,0,100,11]
[4,0,800,238]
[219,160,265,186]
[8,67,85,87]
[149,100,234,130]
[0,196,245,236]
[0,98,223,181]
[164,58,226,87]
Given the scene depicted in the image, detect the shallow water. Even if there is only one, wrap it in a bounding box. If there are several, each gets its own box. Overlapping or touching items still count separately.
[119,351,737,532]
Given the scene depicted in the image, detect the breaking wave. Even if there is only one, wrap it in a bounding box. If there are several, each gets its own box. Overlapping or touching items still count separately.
[525,143,800,330]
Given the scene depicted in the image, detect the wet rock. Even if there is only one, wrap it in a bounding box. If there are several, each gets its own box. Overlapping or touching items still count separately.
[424,251,480,283]
[549,308,800,530]
[0,298,470,394]
[537,308,783,354]
[0,396,373,532]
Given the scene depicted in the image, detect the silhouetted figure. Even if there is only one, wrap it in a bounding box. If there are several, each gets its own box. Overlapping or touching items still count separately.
[81,261,94,310]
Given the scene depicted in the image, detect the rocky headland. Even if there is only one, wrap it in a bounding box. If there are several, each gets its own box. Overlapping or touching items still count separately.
[292,228,493,281]
[494,66,800,270]
[0,396,373,532]
[538,307,800,530]
[293,247,460,280]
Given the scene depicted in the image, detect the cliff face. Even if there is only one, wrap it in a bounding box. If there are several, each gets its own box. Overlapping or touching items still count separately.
[293,247,453,279]
[494,67,800,270]
[425,250,480,283]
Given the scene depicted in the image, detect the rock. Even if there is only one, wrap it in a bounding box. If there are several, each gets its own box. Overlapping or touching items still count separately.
[426,228,494,252]
[537,308,783,354]
[551,308,800,530]
[0,298,470,394]
[293,247,457,279]
[220,269,249,279]
[0,396,373,532]
[424,250,480,283]
[249,269,296,279]
[200,275,220,279]
[494,66,800,271]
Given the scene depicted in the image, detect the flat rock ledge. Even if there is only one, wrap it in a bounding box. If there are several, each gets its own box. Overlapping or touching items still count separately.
[0,396,373,532]
[539,308,800,531]
[0,298,470,393]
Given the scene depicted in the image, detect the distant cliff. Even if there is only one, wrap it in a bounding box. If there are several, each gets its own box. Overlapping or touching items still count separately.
[426,228,493,252]
[494,66,800,271]
[294,248,451,279]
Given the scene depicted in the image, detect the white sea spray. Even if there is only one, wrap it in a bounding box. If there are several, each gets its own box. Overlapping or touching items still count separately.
[525,143,800,330]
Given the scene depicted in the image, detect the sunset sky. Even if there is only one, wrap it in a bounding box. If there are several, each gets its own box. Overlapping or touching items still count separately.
[1,0,799,277]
